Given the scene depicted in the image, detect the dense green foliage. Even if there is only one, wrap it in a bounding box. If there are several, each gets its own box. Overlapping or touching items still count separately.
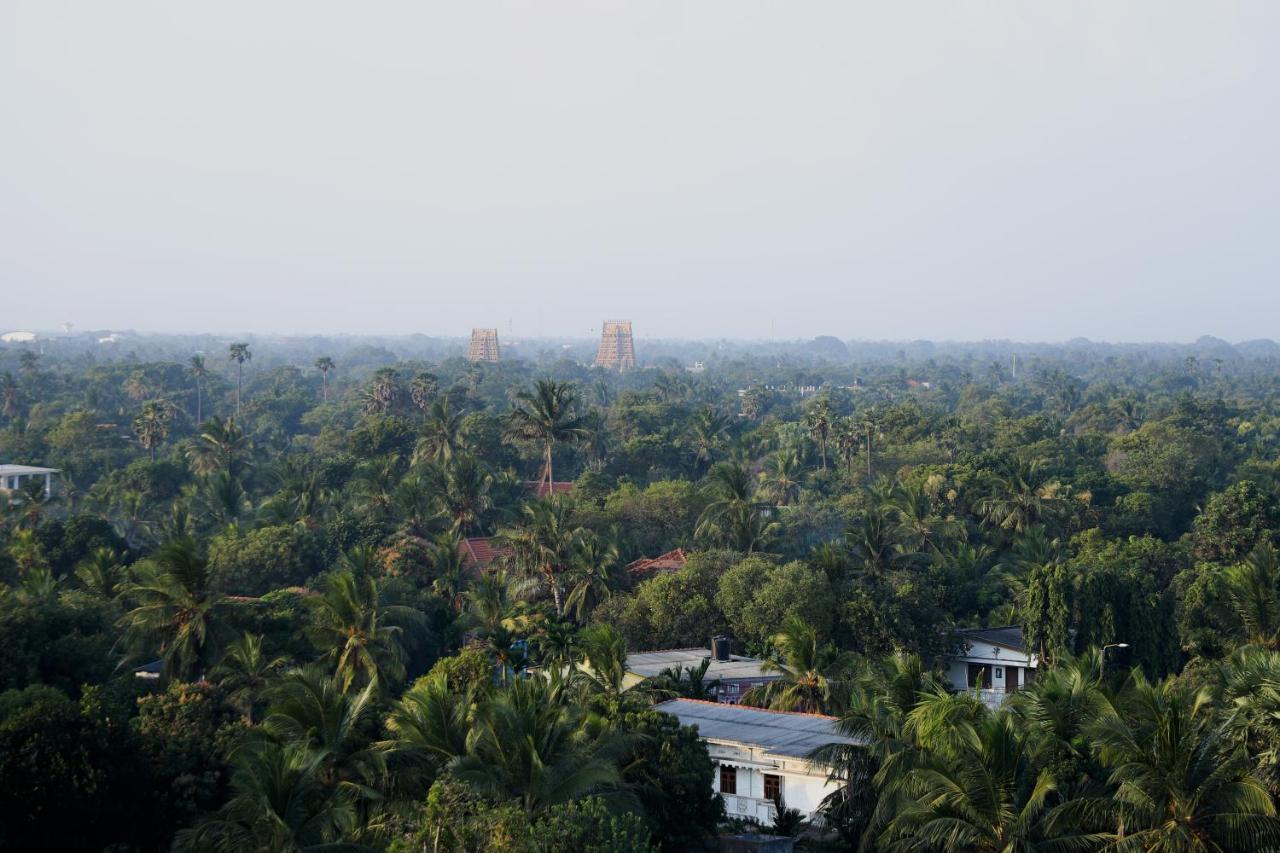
[3,335,1280,849]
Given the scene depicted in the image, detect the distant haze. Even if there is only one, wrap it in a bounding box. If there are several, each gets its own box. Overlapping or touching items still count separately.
[2,2,1277,341]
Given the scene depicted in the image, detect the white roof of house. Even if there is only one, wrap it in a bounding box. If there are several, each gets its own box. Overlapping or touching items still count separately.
[627,648,778,682]
[654,698,858,758]
[0,331,37,343]
[0,465,59,476]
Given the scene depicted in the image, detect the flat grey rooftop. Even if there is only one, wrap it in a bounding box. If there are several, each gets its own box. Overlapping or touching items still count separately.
[627,648,777,682]
[655,698,858,758]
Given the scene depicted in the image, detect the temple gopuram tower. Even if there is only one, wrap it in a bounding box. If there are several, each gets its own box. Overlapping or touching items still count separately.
[594,320,636,370]
[467,328,501,362]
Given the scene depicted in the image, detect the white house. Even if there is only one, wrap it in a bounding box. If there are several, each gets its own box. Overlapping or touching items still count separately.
[0,331,37,344]
[0,465,58,499]
[654,698,857,824]
[944,625,1038,709]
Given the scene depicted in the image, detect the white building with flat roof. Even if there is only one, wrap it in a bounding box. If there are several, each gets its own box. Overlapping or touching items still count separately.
[655,698,858,824]
[0,465,58,498]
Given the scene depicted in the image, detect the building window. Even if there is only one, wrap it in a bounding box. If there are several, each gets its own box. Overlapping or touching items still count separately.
[967,663,992,689]
[764,773,781,802]
[720,765,737,795]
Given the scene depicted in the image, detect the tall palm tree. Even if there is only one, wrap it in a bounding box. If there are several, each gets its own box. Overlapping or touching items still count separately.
[685,406,731,475]
[507,379,588,489]
[74,547,123,600]
[407,371,438,413]
[695,461,761,547]
[562,532,622,624]
[187,355,209,423]
[186,415,253,478]
[379,670,474,791]
[805,397,833,469]
[132,399,174,461]
[414,397,464,465]
[212,632,290,723]
[118,536,224,680]
[833,416,860,480]
[499,497,582,616]
[979,459,1064,535]
[307,571,423,693]
[759,450,803,507]
[451,676,622,814]
[877,693,1063,852]
[1063,673,1280,850]
[263,668,384,790]
[314,356,335,402]
[228,342,252,417]
[427,454,494,535]
[361,368,399,415]
[742,616,853,714]
[1225,542,1280,649]
[173,740,367,853]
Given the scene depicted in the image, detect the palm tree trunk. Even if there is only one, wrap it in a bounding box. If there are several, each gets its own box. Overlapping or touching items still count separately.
[544,441,554,488]
[236,363,243,417]
[195,381,202,424]
[322,372,328,402]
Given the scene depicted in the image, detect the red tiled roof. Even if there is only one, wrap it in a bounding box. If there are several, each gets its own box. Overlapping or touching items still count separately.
[523,480,576,498]
[626,548,688,577]
[459,537,512,570]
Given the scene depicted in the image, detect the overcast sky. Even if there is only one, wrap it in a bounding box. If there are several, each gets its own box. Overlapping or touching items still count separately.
[2,2,1277,341]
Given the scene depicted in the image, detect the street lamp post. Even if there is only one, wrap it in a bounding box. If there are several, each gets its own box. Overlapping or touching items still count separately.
[1100,642,1130,678]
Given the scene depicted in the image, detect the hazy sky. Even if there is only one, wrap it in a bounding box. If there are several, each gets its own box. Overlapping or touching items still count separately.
[2,2,1277,341]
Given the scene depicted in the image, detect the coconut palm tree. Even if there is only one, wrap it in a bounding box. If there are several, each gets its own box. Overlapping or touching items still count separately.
[173,739,368,853]
[314,356,334,402]
[696,461,770,549]
[263,668,384,790]
[74,547,124,600]
[118,536,224,681]
[685,405,732,475]
[1225,542,1280,649]
[651,658,720,701]
[507,379,588,489]
[1060,673,1280,850]
[186,415,253,478]
[742,616,853,714]
[499,497,582,616]
[307,571,423,693]
[228,342,251,417]
[562,532,622,624]
[428,454,494,535]
[451,676,622,814]
[759,450,803,507]
[378,670,474,790]
[132,399,174,461]
[212,633,289,723]
[187,355,209,422]
[877,693,1065,852]
[979,459,1065,535]
[413,397,464,465]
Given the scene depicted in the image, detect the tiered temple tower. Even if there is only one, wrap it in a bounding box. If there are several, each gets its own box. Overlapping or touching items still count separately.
[594,320,636,370]
[467,328,501,362]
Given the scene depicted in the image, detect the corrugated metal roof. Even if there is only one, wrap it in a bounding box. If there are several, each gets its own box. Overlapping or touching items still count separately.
[655,698,858,758]
[627,649,777,682]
